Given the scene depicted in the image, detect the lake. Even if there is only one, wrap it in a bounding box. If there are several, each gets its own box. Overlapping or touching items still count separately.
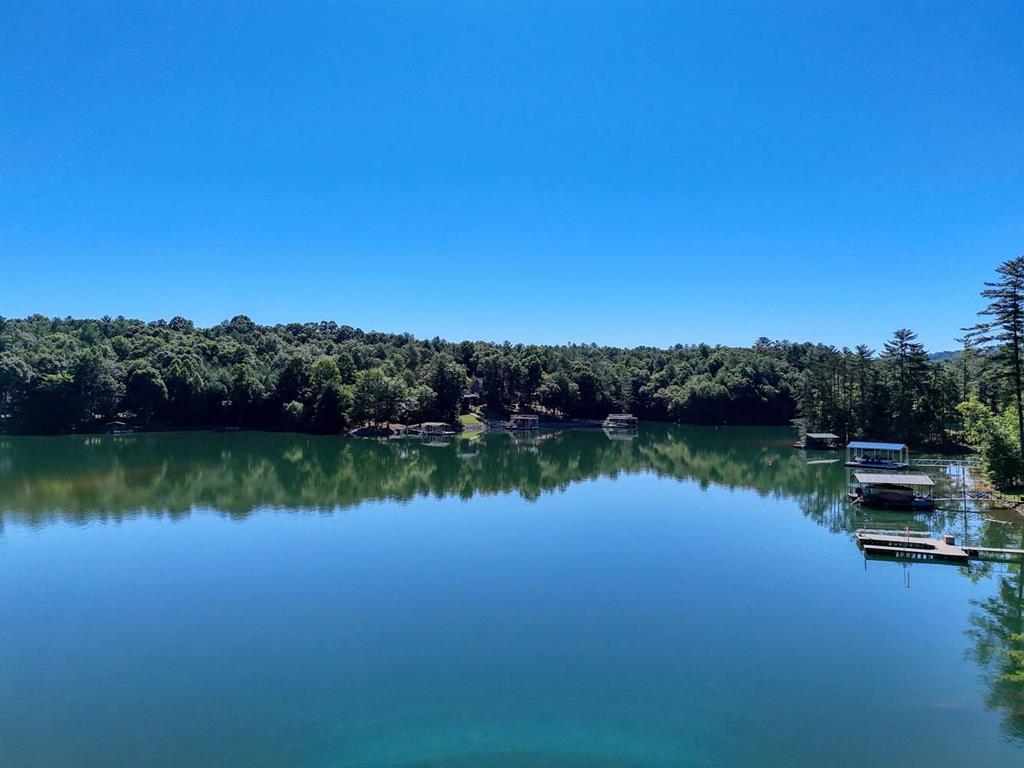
[1,425,1022,767]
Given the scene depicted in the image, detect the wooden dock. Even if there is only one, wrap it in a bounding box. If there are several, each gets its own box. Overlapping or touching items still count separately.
[855,529,1024,564]
[856,530,969,563]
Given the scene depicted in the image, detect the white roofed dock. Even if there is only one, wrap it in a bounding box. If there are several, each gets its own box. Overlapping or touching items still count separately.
[852,472,934,486]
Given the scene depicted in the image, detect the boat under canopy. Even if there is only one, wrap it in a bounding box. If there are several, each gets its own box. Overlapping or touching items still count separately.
[845,440,909,469]
[849,471,935,510]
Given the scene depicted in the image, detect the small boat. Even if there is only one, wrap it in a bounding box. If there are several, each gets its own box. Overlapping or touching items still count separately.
[848,472,935,511]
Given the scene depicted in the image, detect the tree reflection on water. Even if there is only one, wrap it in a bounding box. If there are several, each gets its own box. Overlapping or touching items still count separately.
[1,424,1022,743]
[966,521,1024,744]
[0,425,849,524]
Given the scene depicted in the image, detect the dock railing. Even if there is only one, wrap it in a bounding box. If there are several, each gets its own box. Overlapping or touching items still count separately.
[911,457,981,470]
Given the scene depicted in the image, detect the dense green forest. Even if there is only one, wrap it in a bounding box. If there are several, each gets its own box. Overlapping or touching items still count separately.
[0,314,966,439]
[1,258,1022,480]
[0,316,1004,442]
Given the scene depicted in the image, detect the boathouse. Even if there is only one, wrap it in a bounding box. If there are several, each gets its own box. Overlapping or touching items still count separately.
[603,413,638,429]
[508,414,540,431]
[798,432,840,450]
[419,422,453,436]
[845,441,909,469]
[849,472,934,510]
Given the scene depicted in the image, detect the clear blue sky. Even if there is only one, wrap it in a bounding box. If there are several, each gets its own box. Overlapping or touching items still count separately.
[2,2,1022,351]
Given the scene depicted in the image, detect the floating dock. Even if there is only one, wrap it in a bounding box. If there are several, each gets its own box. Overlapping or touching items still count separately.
[855,529,1024,564]
[856,530,969,563]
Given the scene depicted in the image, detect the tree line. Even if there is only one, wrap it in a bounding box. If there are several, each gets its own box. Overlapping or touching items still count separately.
[1,256,1022,483]
[0,315,937,435]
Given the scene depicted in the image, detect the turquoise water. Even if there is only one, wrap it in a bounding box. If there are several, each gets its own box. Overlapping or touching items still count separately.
[0,426,1021,767]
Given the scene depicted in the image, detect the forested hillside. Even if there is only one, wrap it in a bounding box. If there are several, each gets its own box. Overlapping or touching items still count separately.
[0,313,1001,446]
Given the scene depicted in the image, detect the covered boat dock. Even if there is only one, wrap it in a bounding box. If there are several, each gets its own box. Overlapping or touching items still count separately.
[849,472,934,510]
[845,440,909,469]
[796,432,840,450]
[602,413,638,430]
[507,414,540,431]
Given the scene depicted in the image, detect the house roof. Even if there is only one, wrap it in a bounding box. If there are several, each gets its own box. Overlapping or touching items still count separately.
[847,441,908,451]
[854,472,934,486]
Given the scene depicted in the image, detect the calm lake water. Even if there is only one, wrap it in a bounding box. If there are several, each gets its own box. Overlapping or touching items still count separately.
[1,425,1022,767]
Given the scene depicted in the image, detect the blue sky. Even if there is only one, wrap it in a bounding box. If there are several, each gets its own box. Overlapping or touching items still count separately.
[2,2,1022,351]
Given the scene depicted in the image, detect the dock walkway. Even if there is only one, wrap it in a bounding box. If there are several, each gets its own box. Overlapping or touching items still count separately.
[855,530,969,563]
[911,458,981,470]
[855,529,1024,563]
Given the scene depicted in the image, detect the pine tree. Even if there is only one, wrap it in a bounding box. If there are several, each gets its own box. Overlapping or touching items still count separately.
[954,334,977,401]
[967,256,1024,470]
[882,329,928,440]
[854,345,874,435]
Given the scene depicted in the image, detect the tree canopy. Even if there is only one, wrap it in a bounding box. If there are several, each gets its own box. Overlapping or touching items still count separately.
[0,312,973,447]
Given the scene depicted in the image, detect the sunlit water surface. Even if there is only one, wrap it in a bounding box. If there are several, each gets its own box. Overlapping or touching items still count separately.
[1,426,1021,767]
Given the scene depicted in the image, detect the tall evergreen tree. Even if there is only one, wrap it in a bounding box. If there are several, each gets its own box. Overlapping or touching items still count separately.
[967,256,1024,469]
[953,334,977,401]
[882,328,928,441]
[853,345,874,435]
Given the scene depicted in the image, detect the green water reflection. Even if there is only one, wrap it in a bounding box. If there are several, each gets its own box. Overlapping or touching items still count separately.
[0,425,847,523]
[0,425,1022,765]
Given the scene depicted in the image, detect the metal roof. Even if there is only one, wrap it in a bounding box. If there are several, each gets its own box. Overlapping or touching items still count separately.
[847,441,908,451]
[806,432,839,439]
[853,472,934,486]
